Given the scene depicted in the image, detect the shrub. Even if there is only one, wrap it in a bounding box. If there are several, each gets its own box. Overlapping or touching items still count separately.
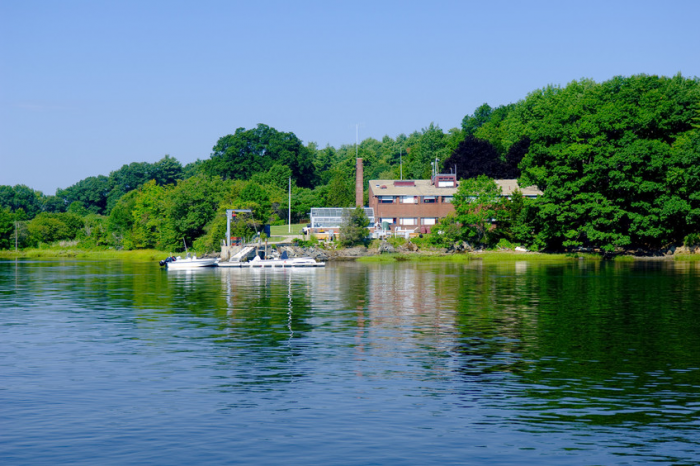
[293,236,318,248]
[684,233,700,246]
[496,238,514,250]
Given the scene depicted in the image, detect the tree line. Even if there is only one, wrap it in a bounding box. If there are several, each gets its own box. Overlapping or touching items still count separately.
[1,74,699,253]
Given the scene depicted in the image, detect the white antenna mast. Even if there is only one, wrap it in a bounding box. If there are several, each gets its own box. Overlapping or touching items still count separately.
[351,123,364,158]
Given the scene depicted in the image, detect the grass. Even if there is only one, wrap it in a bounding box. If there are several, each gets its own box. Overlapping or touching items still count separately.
[0,248,171,262]
[674,254,700,261]
[611,255,636,262]
[269,223,307,236]
[478,251,602,262]
[357,250,603,263]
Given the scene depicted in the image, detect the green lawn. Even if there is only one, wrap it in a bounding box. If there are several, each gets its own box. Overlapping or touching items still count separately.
[270,223,307,236]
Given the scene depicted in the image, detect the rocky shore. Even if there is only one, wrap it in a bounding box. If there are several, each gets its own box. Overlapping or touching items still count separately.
[270,240,700,262]
[276,240,451,261]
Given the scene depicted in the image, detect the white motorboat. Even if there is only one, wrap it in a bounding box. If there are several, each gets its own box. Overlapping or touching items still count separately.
[160,254,218,269]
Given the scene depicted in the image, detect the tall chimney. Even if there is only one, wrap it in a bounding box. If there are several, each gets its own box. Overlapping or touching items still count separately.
[355,158,363,207]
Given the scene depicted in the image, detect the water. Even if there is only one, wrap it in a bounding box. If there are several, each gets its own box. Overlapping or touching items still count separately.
[1,259,700,465]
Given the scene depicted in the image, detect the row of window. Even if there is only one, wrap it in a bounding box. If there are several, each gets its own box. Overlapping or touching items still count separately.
[378,217,438,226]
[377,195,453,204]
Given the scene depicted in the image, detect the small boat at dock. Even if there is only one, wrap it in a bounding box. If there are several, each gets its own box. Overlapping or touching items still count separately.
[160,254,218,269]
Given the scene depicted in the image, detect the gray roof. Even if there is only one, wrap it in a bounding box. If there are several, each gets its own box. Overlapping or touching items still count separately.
[369,180,458,196]
[495,179,543,197]
[369,179,542,197]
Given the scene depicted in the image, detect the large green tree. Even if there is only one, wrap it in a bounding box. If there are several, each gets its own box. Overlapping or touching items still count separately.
[461,103,493,136]
[58,175,112,215]
[325,170,355,207]
[26,212,84,246]
[160,175,225,249]
[403,123,450,179]
[0,185,44,218]
[238,182,273,222]
[452,176,504,247]
[128,180,167,249]
[0,208,14,249]
[510,74,700,251]
[58,155,185,216]
[203,124,316,188]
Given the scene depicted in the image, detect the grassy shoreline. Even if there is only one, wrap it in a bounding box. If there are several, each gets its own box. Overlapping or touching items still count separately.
[355,251,605,263]
[0,248,171,262]
[1,247,693,263]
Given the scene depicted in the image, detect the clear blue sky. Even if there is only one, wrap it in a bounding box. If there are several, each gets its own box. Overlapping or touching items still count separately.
[1,0,699,195]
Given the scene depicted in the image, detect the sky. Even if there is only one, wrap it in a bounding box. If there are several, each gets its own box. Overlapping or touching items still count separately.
[1,0,699,195]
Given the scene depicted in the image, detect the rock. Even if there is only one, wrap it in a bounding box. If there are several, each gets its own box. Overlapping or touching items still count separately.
[398,241,418,252]
[342,246,369,257]
[378,242,395,254]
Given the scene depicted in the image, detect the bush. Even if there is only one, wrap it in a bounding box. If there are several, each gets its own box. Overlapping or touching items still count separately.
[386,237,407,248]
[684,233,700,246]
[410,236,430,248]
[26,212,84,246]
[496,238,514,250]
[293,236,318,248]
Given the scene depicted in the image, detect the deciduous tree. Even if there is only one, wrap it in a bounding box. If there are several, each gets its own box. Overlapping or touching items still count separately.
[452,176,503,247]
[339,207,370,247]
[203,124,316,188]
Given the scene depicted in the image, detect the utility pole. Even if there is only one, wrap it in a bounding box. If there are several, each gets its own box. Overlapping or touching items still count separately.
[288,177,291,233]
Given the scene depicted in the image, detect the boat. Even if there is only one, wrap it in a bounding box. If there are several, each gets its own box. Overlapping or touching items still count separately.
[159,238,218,269]
[160,254,218,269]
[218,250,324,268]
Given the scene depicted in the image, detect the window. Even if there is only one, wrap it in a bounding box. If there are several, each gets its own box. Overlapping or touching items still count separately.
[442,196,453,203]
[421,217,437,225]
[378,196,394,204]
[438,180,455,187]
[422,196,436,203]
[400,196,417,204]
[379,217,395,224]
[399,217,417,226]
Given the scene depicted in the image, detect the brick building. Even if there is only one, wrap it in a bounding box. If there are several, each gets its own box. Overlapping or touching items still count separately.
[368,174,542,235]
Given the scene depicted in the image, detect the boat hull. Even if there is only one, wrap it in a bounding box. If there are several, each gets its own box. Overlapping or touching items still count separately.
[165,258,218,269]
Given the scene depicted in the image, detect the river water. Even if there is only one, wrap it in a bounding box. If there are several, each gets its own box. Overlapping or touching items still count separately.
[1,259,699,465]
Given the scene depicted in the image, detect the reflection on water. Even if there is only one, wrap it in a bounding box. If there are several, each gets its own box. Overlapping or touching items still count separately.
[1,259,699,464]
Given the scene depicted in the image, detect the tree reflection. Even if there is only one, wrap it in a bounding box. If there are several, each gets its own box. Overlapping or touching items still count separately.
[449,260,700,430]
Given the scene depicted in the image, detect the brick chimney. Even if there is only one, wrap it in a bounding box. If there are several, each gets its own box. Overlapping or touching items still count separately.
[355,158,363,207]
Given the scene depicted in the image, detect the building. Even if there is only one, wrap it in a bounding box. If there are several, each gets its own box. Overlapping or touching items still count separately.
[368,174,542,235]
[368,174,458,236]
[307,207,375,240]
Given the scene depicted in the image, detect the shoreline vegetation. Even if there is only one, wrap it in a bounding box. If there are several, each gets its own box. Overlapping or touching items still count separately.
[2,245,698,263]
[0,248,170,262]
